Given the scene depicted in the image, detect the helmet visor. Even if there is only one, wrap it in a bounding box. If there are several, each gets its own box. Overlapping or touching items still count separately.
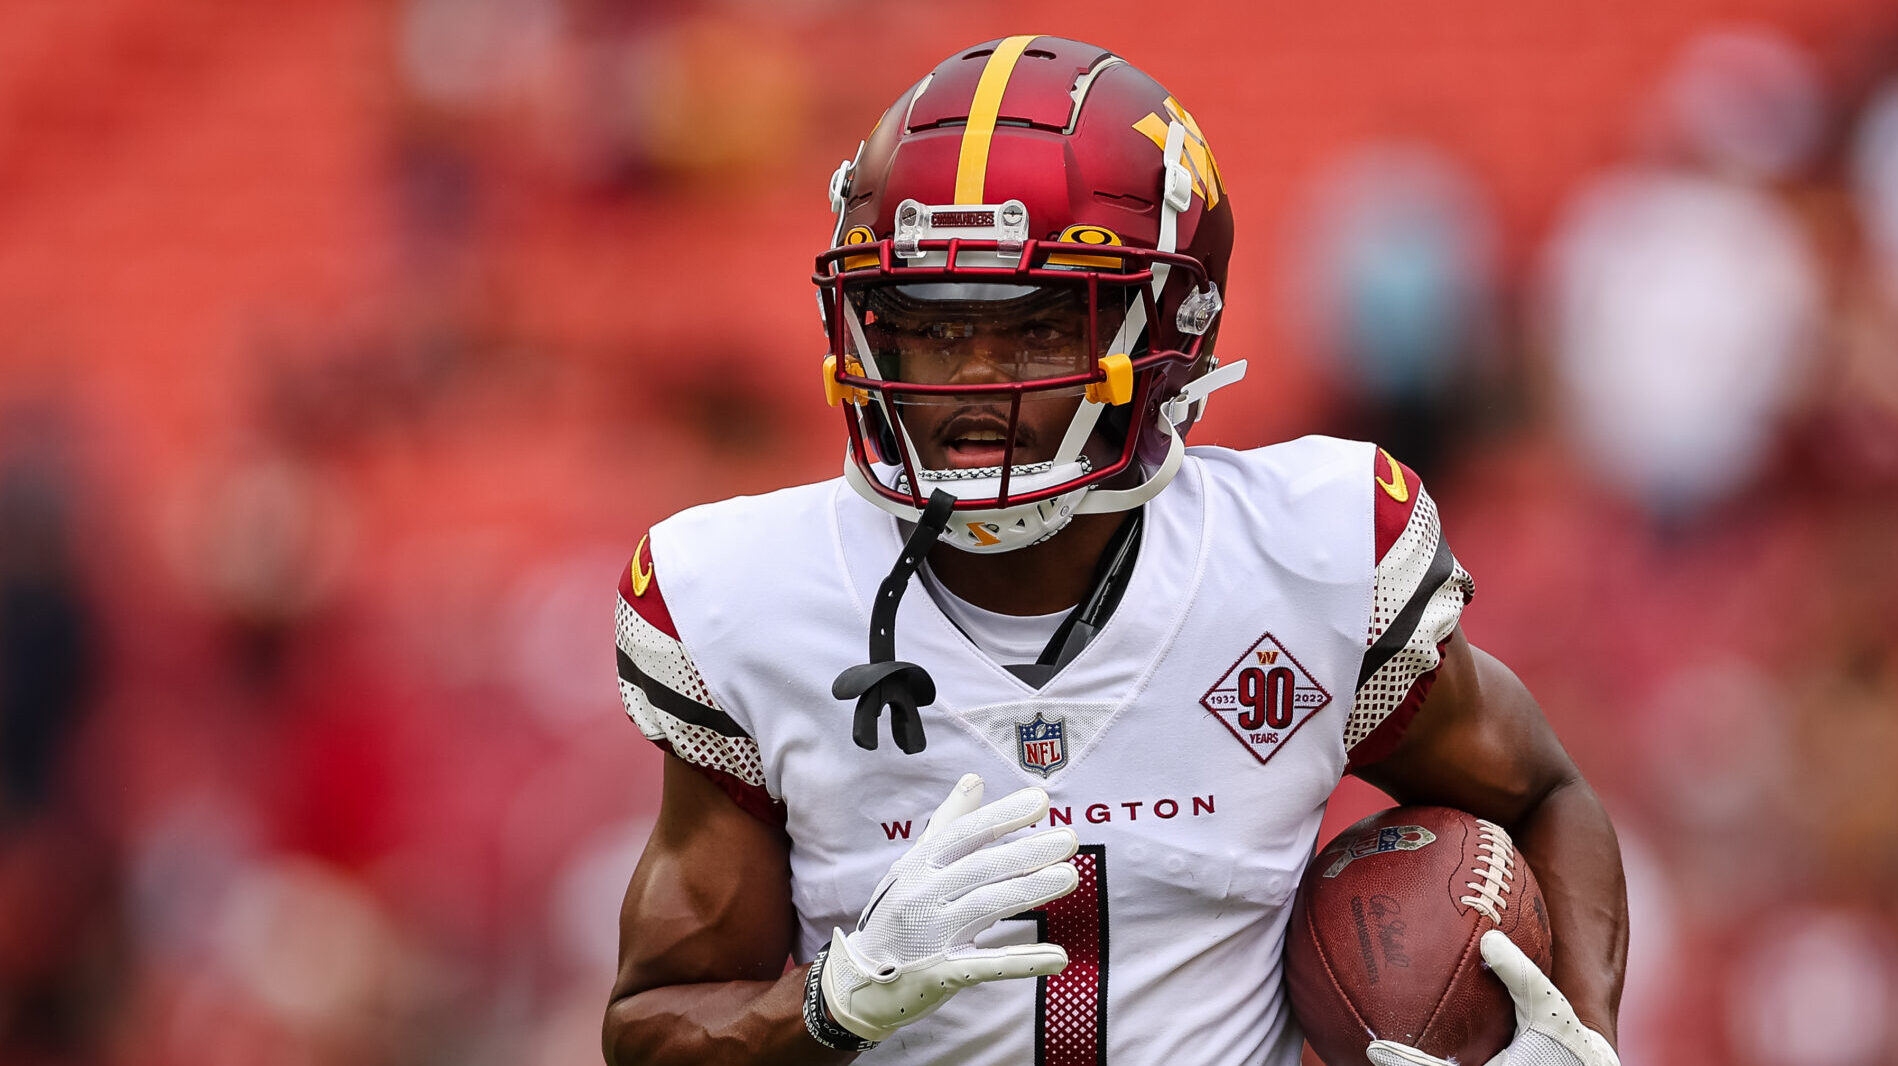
[848,282,1131,387]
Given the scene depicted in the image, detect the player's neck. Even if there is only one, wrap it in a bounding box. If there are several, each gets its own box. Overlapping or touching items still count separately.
[924,511,1129,616]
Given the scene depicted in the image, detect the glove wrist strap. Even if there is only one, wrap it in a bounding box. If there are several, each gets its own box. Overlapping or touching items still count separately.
[804,945,881,1053]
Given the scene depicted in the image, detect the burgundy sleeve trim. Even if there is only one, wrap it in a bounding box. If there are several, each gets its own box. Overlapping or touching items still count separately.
[647,735,787,831]
[620,532,680,639]
[1346,637,1452,773]
[1372,447,1423,563]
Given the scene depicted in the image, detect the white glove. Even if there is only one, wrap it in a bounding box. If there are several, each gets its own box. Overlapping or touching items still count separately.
[819,773,1079,1042]
[1365,931,1618,1066]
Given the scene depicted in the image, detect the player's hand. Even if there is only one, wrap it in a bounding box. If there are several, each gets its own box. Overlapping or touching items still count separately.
[1364,931,1619,1066]
[817,772,1079,1043]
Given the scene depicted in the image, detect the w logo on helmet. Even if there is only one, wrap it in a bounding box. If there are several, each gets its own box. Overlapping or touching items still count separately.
[815,37,1240,557]
[1133,98,1225,207]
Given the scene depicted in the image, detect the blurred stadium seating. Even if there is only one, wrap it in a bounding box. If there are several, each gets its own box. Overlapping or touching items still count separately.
[1,1,1896,1063]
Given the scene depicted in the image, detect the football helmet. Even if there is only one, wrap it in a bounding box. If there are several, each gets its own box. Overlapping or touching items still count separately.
[815,36,1245,553]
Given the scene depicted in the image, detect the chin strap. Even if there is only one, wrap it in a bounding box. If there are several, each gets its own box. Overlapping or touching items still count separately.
[1075,358,1249,516]
[1160,357,1248,429]
[832,490,956,754]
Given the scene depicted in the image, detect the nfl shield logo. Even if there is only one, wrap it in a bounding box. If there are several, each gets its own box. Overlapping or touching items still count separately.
[1016,713,1068,778]
[1321,825,1438,878]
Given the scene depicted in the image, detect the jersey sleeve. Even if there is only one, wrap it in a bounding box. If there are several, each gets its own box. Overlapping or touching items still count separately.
[1344,448,1475,770]
[615,533,783,828]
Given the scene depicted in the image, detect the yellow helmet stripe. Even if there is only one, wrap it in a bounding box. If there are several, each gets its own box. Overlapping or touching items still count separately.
[954,35,1037,205]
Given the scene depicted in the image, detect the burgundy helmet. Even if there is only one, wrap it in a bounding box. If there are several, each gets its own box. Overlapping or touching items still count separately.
[814,36,1243,553]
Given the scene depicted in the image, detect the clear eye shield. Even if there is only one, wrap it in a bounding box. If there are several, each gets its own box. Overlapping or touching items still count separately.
[848,282,1133,389]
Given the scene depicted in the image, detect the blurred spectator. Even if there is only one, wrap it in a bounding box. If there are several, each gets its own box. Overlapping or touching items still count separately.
[158,438,357,690]
[1802,76,1898,485]
[1630,659,1799,923]
[1724,907,1898,1066]
[1284,142,1505,476]
[0,403,97,819]
[1537,27,1826,525]
[1788,640,1898,894]
[1850,77,1898,300]
[0,400,117,1066]
[398,0,565,116]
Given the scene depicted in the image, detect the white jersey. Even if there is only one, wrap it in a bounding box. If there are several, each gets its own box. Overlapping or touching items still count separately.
[614,435,1471,1066]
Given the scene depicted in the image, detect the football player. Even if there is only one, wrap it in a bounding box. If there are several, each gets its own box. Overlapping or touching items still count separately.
[605,36,1626,1066]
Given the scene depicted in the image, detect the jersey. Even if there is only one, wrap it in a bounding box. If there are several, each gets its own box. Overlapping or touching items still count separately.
[614,435,1472,1066]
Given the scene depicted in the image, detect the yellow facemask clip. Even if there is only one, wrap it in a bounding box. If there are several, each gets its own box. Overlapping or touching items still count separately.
[823,355,869,407]
[1085,353,1134,406]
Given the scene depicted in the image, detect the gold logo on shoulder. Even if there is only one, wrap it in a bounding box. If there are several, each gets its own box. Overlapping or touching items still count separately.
[1376,449,1409,504]
[630,533,654,597]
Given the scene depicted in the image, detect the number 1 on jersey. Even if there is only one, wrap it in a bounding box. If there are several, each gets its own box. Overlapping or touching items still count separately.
[1020,844,1108,1066]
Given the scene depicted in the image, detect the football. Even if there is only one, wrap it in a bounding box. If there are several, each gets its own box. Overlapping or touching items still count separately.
[1286,806,1553,1065]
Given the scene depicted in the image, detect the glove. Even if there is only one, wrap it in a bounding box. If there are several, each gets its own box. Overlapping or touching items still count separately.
[818,773,1079,1043]
[1365,931,1619,1066]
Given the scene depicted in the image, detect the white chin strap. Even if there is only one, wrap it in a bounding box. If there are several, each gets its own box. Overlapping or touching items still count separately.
[1071,355,1247,517]
[843,457,1089,554]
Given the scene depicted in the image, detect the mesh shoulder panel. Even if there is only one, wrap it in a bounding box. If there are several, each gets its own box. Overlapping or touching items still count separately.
[1345,485,1473,759]
[615,593,766,791]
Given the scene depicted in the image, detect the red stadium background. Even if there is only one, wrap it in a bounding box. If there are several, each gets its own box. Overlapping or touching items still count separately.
[1,1,1896,1064]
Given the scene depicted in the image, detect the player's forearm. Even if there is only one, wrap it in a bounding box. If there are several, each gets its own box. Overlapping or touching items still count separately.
[603,964,859,1066]
[1510,771,1628,1047]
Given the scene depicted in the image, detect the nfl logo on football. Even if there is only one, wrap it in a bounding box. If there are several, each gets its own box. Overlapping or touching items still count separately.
[1322,825,1438,878]
[1015,713,1067,778]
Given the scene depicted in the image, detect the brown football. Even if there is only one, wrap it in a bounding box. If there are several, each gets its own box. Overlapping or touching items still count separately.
[1286,806,1553,1066]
